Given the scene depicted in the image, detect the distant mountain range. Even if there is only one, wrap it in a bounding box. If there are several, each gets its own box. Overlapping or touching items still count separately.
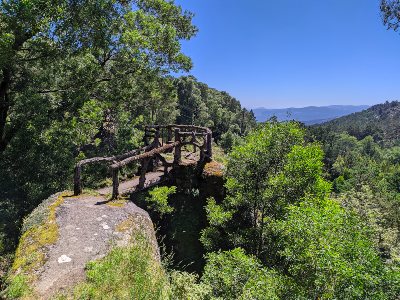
[253,105,370,125]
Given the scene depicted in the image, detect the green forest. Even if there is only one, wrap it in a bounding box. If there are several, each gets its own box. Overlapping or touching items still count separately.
[1,0,400,299]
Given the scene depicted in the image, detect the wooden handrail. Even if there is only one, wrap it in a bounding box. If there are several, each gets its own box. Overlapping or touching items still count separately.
[74,124,213,198]
[145,124,211,133]
[73,146,151,195]
[110,141,180,169]
[76,146,149,167]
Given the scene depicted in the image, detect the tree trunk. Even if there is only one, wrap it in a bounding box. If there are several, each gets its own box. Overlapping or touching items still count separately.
[0,68,11,152]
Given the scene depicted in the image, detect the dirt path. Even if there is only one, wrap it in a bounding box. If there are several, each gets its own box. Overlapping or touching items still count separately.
[34,194,156,298]
[97,171,167,196]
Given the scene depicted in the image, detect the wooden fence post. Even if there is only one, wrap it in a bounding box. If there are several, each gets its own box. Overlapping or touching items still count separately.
[167,127,173,143]
[206,131,212,159]
[200,144,205,162]
[154,127,160,147]
[173,128,181,165]
[191,131,197,153]
[74,165,82,195]
[112,168,119,199]
[138,158,150,190]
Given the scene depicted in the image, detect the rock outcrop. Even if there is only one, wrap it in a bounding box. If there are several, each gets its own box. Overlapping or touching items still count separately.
[7,191,159,299]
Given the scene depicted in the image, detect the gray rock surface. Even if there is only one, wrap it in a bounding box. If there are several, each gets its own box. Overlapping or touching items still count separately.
[34,194,158,299]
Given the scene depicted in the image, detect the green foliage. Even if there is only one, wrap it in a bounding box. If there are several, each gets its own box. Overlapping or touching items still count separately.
[170,271,211,300]
[201,121,400,299]
[202,248,263,299]
[71,235,170,300]
[0,0,199,261]
[312,101,400,146]
[219,129,242,152]
[175,76,256,140]
[0,200,19,254]
[307,106,400,298]
[2,274,31,299]
[204,197,232,227]
[0,0,197,151]
[146,186,177,215]
[310,128,400,264]
[0,2,398,298]
[201,248,287,300]
[381,0,400,32]
[278,197,389,299]
[337,186,400,263]
[56,234,212,300]
[202,122,331,260]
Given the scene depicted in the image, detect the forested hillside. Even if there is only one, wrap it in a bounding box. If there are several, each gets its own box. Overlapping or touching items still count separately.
[307,100,400,284]
[313,101,400,145]
[175,76,256,148]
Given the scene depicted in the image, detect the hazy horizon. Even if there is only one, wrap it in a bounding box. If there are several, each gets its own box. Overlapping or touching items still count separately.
[248,104,371,110]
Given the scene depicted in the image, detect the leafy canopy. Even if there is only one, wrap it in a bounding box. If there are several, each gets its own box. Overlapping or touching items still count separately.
[201,121,331,261]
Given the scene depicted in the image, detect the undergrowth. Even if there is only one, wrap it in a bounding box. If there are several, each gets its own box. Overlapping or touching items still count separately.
[54,233,210,300]
[59,234,169,299]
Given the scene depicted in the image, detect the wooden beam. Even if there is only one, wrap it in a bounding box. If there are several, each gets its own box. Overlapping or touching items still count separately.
[138,158,150,190]
[111,141,180,169]
[112,168,120,199]
[206,132,213,159]
[74,165,82,195]
[173,128,181,165]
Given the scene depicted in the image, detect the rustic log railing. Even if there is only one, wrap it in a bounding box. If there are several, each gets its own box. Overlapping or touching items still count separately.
[73,124,212,199]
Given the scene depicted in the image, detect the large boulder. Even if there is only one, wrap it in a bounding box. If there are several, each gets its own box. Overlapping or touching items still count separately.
[5,192,159,299]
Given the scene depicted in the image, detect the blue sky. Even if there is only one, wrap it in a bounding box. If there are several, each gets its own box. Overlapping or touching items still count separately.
[174,0,400,109]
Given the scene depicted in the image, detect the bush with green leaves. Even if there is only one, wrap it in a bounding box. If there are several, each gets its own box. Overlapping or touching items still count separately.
[67,234,170,300]
[170,271,211,300]
[277,197,392,299]
[219,130,242,152]
[201,248,290,300]
[145,186,177,216]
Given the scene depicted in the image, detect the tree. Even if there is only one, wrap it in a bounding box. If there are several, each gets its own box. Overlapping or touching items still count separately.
[0,0,197,152]
[0,0,197,258]
[175,76,210,126]
[201,122,399,299]
[201,122,331,264]
[175,76,257,139]
[381,0,400,32]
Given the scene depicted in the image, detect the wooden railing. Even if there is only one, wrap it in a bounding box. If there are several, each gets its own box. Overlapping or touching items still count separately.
[73,124,212,199]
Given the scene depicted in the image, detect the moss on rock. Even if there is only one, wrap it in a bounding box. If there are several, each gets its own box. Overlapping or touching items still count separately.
[115,217,135,233]
[202,161,224,178]
[4,192,70,299]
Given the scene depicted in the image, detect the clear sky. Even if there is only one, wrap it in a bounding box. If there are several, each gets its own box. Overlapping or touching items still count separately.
[174,0,400,109]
